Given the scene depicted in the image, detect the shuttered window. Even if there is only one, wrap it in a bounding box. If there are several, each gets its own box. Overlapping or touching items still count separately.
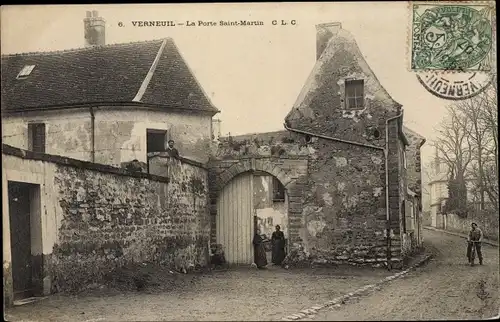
[28,123,46,153]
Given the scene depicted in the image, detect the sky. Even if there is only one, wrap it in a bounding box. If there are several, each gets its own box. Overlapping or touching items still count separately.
[1,3,459,163]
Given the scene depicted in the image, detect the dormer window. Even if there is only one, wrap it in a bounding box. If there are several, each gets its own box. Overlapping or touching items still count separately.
[345,79,364,109]
[17,65,36,79]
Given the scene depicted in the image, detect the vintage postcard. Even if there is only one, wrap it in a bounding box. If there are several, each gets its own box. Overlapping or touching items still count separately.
[1,2,498,321]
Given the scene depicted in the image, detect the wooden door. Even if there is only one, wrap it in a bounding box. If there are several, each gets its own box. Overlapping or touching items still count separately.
[8,182,34,300]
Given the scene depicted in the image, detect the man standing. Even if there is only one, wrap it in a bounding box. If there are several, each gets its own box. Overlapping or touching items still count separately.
[467,222,483,265]
[166,140,179,158]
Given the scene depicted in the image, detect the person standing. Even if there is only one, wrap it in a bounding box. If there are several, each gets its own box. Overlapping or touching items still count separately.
[467,222,483,265]
[271,225,286,266]
[166,140,179,158]
[253,229,268,269]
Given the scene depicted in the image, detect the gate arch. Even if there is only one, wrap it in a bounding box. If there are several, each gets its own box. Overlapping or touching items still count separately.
[210,158,303,265]
[213,159,294,194]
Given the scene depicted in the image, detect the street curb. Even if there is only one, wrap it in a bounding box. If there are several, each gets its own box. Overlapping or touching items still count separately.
[281,254,433,321]
[423,226,499,247]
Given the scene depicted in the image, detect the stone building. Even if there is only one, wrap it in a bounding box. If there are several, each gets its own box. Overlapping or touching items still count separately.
[2,14,426,307]
[208,22,426,268]
[2,11,216,305]
[1,11,219,167]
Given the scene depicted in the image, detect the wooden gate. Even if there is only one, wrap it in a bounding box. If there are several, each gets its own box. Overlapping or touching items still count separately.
[216,172,254,264]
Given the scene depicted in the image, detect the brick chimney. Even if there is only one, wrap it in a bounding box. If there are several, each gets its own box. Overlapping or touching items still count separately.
[316,22,342,60]
[84,10,105,47]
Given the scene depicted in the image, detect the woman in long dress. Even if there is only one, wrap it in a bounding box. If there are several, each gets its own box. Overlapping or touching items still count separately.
[271,225,286,266]
[253,229,268,269]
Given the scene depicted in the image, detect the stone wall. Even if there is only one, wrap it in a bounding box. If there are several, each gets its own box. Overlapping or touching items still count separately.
[403,127,425,196]
[2,144,209,298]
[214,130,312,160]
[444,211,499,241]
[296,137,391,266]
[209,130,400,267]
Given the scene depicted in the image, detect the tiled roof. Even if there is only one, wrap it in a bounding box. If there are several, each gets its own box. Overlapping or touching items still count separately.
[1,38,218,114]
[403,125,426,141]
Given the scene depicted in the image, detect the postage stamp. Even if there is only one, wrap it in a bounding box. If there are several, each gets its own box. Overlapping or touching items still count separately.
[410,2,495,72]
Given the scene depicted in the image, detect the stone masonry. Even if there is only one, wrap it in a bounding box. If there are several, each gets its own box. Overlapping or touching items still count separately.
[2,144,210,298]
[205,23,426,268]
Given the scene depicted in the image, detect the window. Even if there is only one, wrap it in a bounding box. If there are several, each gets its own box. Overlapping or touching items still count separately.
[28,123,46,153]
[403,150,407,169]
[17,65,36,79]
[272,177,285,201]
[146,129,168,153]
[345,79,364,109]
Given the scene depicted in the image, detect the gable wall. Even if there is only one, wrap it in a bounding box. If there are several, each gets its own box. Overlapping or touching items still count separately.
[280,26,407,266]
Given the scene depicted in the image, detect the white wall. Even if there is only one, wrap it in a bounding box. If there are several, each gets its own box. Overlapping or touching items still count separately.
[2,109,92,161]
[1,106,213,166]
[95,107,212,165]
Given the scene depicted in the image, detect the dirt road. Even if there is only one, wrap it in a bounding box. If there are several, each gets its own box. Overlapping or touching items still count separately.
[310,229,500,321]
[5,229,498,321]
[5,263,392,321]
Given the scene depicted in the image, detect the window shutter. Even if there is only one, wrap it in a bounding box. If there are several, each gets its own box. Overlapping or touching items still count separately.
[36,123,46,153]
[28,123,46,153]
[28,123,34,151]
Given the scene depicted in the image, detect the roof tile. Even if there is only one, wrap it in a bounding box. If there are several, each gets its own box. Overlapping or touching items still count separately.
[1,39,218,114]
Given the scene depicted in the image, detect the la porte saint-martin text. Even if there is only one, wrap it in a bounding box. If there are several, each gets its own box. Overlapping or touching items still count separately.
[128,19,297,27]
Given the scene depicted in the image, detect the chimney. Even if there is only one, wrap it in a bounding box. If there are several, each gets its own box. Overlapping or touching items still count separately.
[84,10,106,47]
[316,22,342,60]
[212,119,222,141]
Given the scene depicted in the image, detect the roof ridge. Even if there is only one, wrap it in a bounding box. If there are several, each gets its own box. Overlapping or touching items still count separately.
[132,39,168,102]
[1,37,173,58]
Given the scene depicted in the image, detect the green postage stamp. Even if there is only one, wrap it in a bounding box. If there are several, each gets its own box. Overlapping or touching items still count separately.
[410,2,495,72]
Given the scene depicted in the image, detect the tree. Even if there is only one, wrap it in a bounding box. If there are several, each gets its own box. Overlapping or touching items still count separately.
[455,77,498,211]
[433,75,498,213]
[443,179,468,216]
[433,105,473,213]
[476,78,498,210]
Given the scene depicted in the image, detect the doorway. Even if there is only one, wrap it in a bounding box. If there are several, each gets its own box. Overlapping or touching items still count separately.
[8,181,42,300]
[216,171,289,265]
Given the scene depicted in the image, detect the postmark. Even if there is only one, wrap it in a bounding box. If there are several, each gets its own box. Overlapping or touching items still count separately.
[410,2,494,72]
[416,71,492,100]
